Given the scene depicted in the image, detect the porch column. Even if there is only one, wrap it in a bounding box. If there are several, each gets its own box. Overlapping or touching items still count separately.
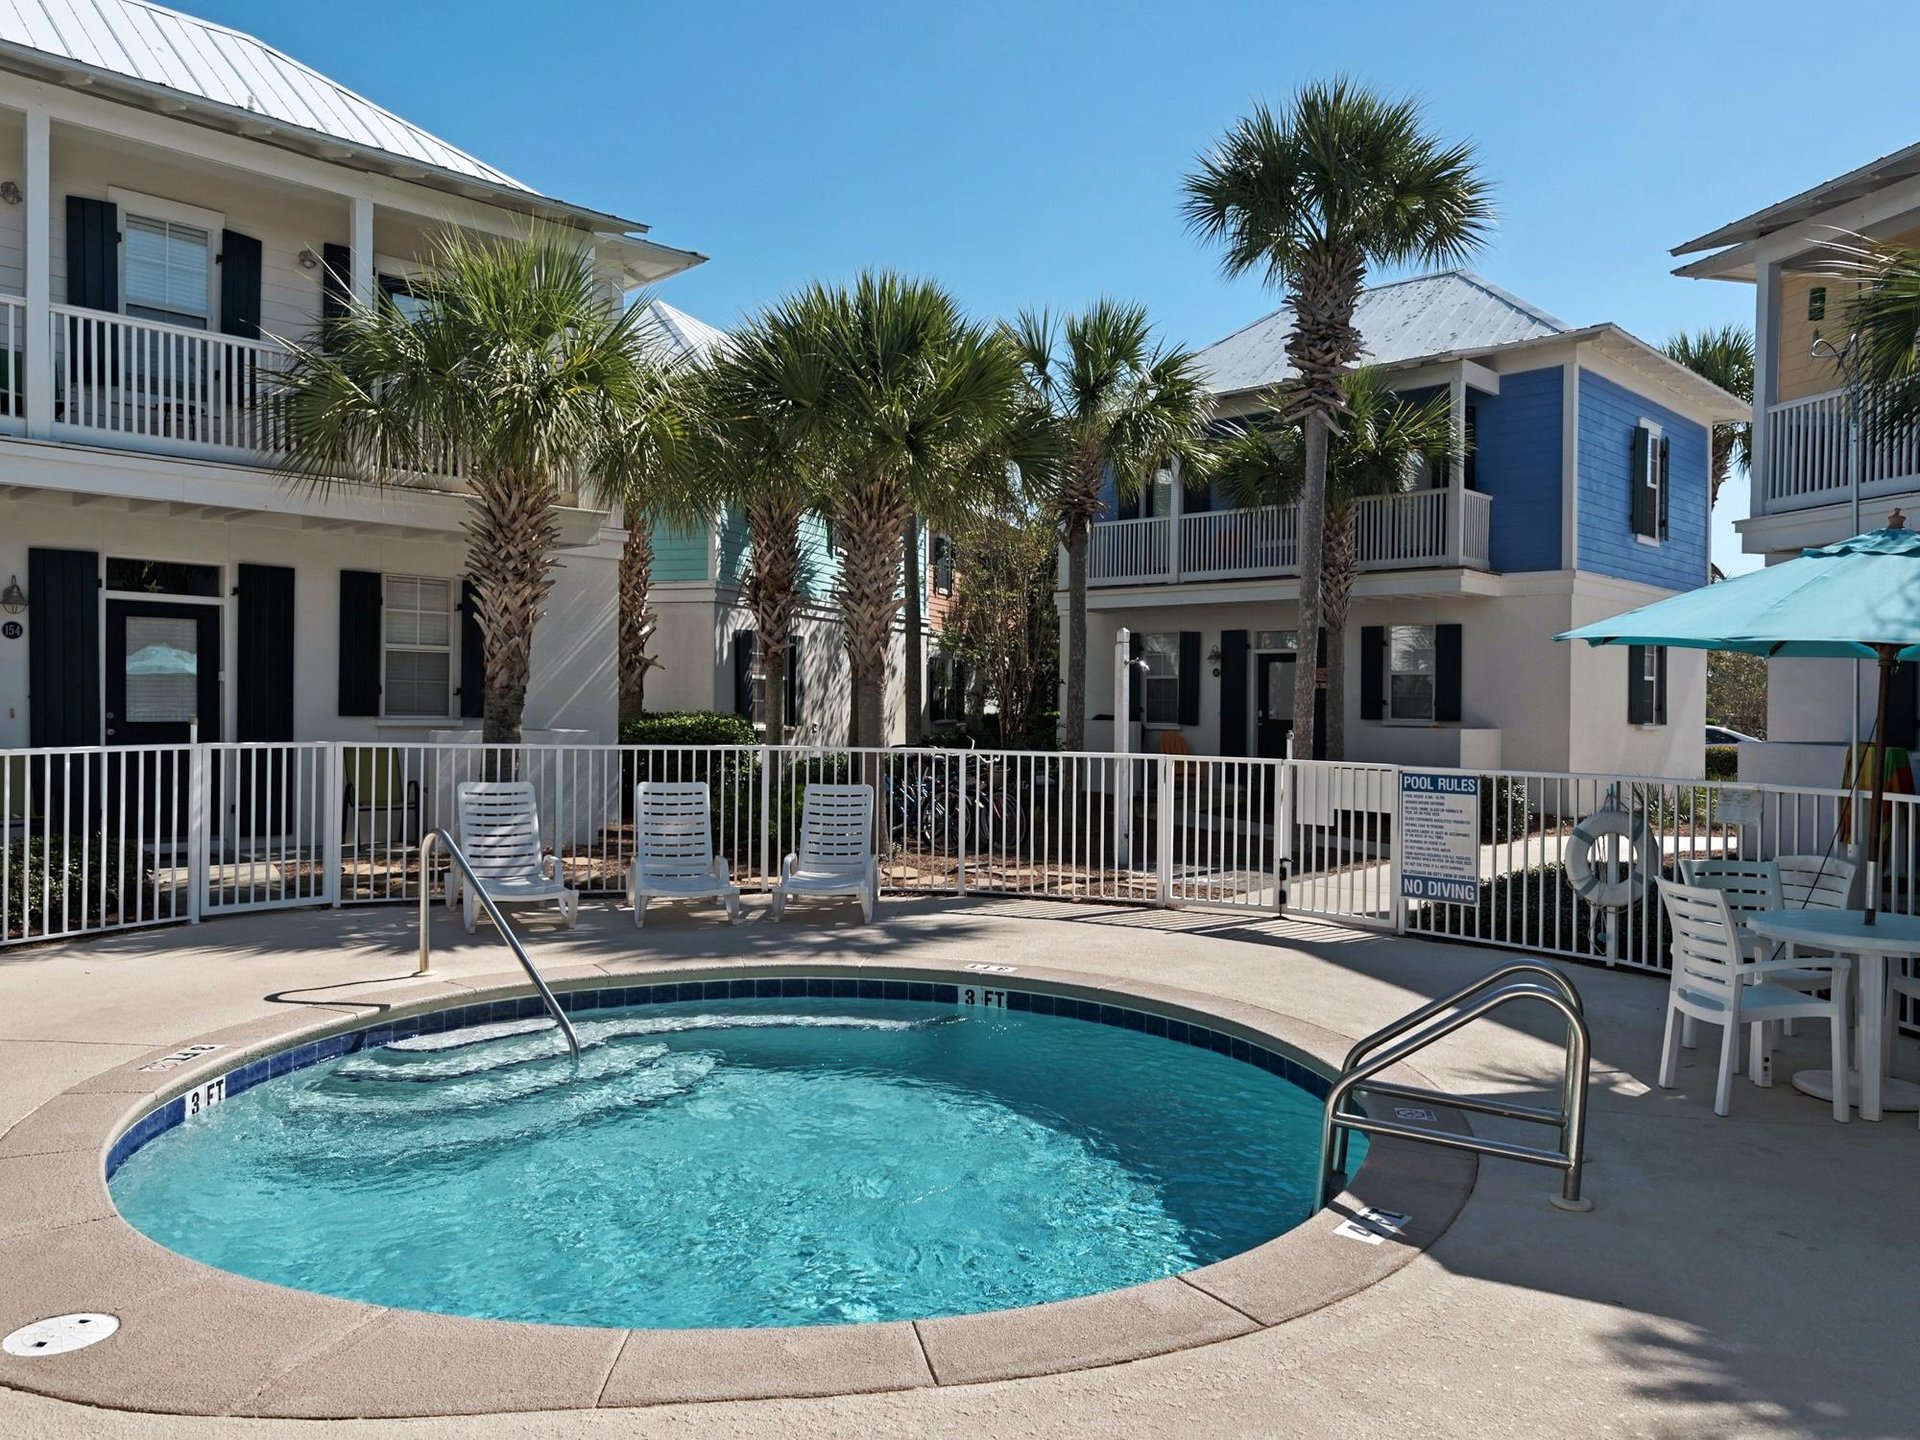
[1167,461,1181,583]
[350,195,375,307]
[1751,257,1780,519]
[23,106,51,439]
[1449,368,1468,564]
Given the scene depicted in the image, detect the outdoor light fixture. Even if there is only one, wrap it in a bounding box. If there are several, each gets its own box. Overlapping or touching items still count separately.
[0,182,21,206]
[1207,642,1223,677]
[297,246,321,270]
[1,575,24,614]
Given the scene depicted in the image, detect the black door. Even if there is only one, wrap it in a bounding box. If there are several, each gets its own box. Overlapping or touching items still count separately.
[1256,653,1294,758]
[105,599,220,841]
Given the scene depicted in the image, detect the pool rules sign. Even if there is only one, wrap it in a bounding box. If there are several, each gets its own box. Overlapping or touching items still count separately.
[1399,772,1481,905]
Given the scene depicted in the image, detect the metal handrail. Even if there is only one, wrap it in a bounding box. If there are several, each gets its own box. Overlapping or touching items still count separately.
[1319,973,1592,1214]
[416,827,581,1060]
[1342,962,1583,1074]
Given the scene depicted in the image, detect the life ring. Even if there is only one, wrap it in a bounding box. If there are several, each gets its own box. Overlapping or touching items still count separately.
[1565,807,1651,910]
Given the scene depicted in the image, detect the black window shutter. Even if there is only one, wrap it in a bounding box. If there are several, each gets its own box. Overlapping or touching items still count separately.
[27,547,101,746]
[1627,645,1650,724]
[218,230,264,339]
[1629,426,1653,538]
[1177,631,1202,725]
[1434,624,1463,723]
[1463,405,1478,491]
[931,535,953,595]
[321,243,352,327]
[1654,646,1669,725]
[337,570,382,717]
[64,196,117,312]
[732,630,757,718]
[458,580,486,720]
[1360,626,1386,721]
[1657,436,1671,541]
[1218,630,1249,755]
[236,564,295,741]
[1127,632,1145,721]
[1889,662,1920,750]
[785,633,803,725]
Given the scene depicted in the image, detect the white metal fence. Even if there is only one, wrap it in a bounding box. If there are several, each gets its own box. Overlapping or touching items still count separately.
[5,743,1913,992]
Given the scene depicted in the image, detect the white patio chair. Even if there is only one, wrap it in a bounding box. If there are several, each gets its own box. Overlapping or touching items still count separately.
[771,783,879,923]
[628,782,740,928]
[1765,854,1860,1029]
[1657,879,1849,1120]
[452,781,579,933]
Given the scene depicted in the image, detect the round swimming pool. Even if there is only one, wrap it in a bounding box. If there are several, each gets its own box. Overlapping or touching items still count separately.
[107,979,1350,1330]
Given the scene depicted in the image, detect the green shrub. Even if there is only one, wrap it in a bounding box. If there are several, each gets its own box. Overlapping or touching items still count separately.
[1705,745,1738,782]
[1477,775,1534,840]
[620,711,757,747]
[5,837,151,938]
[1411,860,1673,968]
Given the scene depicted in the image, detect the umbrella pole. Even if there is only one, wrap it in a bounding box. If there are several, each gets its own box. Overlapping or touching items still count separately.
[1865,645,1897,926]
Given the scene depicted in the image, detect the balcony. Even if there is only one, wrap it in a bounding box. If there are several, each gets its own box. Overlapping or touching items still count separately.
[1085,488,1492,586]
[1763,388,1920,514]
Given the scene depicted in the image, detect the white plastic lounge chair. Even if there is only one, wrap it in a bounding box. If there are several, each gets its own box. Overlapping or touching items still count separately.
[452,781,579,933]
[771,783,879,923]
[628,782,740,927]
[1656,879,1849,1119]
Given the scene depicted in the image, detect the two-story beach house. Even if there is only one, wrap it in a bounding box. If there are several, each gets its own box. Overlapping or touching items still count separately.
[0,1,702,754]
[1069,271,1743,776]
[1674,140,1920,787]
[635,300,954,741]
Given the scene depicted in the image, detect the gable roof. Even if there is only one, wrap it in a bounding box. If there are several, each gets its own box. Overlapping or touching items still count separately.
[1672,137,1920,262]
[634,299,729,363]
[1194,270,1568,397]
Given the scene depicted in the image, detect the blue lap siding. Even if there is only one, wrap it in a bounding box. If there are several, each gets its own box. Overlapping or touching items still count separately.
[1470,365,1562,573]
[1575,369,1709,591]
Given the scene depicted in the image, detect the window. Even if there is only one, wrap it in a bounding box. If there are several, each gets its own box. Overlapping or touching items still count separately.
[929,648,964,725]
[382,576,454,717]
[932,533,954,596]
[105,557,220,597]
[1630,421,1668,543]
[380,273,430,325]
[123,215,211,328]
[1386,625,1437,721]
[1141,632,1181,725]
[1808,286,1827,322]
[1628,644,1668,726]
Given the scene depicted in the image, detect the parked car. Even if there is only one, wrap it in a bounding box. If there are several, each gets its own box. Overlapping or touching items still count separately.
[1705,725,1759,746]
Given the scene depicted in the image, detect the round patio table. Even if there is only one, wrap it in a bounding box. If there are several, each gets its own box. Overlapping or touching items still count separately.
[1743,908,1920,1121]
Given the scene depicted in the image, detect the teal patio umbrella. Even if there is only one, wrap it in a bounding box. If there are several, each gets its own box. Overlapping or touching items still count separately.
[1558,515,1920,923]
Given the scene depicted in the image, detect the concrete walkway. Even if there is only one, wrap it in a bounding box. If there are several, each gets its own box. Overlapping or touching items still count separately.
[1,896,1914,1438]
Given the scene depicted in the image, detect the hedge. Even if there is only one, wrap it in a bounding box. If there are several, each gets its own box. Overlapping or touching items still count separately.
[620,711,757,748]
[1705,745,1737,782]
[4,838,152,939]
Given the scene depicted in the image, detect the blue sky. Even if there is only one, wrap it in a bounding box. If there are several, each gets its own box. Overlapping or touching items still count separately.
[200,1,1920,573]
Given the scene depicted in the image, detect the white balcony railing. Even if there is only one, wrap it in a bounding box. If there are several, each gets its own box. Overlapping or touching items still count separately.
[49,303,294,459]
[1764,388,1920,512]
[1088,488,1490,586]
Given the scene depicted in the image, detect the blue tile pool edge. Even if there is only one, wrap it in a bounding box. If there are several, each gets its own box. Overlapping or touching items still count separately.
[102,976,1337,1180]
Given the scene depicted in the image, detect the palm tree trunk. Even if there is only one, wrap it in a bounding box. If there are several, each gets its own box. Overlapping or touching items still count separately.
[836,476,910,748]
[744,498,803,746]
[466,472,560,746]
[902,514,923,745]
[1292,417,1329,761]
[618,514,656,725]
[1321,502,1358,761]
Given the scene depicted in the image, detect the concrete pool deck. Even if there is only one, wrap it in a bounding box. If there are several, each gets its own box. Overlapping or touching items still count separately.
[0,895,1914,1437]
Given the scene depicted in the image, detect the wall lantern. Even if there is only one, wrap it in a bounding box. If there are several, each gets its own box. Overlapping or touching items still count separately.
[297,246,321,271]
[0,181,21,206]
[0,575,24,614]
[1207,642,1222,677]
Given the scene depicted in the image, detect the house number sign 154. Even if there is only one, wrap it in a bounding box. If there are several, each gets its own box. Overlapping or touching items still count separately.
[1,621,20,640]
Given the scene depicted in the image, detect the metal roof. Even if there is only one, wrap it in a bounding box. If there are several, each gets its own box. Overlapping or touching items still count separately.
[1193,270,1568,397]
[1672,137,1920,261]
[634,299,729,363]
[0,0,525,188]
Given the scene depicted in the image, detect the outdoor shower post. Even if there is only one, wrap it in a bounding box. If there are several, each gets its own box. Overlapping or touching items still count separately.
[1114,627,1133,869]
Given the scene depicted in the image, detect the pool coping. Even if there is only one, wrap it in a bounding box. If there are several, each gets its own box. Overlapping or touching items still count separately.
[0,953,1480,1418]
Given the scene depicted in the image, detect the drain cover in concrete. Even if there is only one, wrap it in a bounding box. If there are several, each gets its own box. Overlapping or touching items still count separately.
[3,1314,119,1356]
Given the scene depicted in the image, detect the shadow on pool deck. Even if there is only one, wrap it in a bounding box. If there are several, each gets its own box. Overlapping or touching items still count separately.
[0,892,1915,1436]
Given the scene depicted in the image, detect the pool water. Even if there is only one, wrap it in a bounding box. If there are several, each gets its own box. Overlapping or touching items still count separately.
[110,995,1345,1329]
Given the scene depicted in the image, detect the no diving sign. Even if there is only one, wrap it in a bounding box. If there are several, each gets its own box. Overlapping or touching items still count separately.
[1400,771,1481,905]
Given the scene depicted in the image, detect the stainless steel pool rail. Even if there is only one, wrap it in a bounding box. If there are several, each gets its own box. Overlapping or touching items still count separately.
[1318,963,1592,1214]
[416,828,582,1060]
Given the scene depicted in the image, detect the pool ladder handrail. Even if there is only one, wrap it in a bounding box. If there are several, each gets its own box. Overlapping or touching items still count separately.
[416,827,582,1060]
[1318,963,1591,1214]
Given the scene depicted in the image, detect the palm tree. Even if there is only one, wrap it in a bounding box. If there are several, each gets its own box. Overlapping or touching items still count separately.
[1216,368,1459,758]
[278,228,681,744]
[1848,243,1920,437]
[1664,326,1753,509]
[1182,79,1493,760]
[617,512,660,722]
[1009,302,1213,750]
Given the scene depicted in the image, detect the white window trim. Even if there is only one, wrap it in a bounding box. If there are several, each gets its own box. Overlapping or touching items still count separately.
[109,188,223,331]
[1140,632,1181,727]
[1635,418,1664,549]
[1384,623,1438,725]
[380,574,456,721]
